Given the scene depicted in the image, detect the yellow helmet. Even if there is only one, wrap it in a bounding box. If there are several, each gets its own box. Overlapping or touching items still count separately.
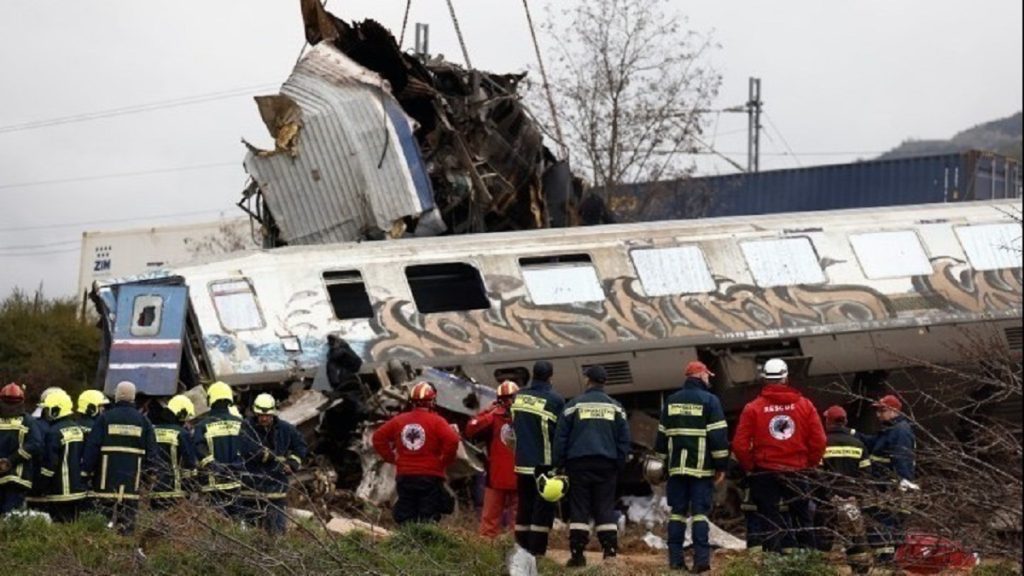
[252,393,277,414]
[207,381,233,405]
[77,389,110,416]
[42,389,74,420]
[537,473,569,503]
[167,395,195,421]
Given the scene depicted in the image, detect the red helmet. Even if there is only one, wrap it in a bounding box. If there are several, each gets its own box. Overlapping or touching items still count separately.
[497,380,520,398]
[409,381,437,403]
[823,405,847,423]
[1,383,25,404]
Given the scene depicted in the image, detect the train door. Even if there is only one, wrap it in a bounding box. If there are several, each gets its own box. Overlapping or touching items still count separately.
[103,284,188,396]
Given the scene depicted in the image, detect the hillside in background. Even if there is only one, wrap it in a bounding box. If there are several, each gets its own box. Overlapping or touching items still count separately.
[879,111,1022,160]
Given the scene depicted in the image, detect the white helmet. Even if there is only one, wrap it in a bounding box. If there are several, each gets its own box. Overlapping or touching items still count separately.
[763,358,789,381]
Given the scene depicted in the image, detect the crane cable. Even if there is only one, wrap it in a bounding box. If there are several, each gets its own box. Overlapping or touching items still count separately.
[522,0,567,160]
[445,0,473,69]
[398,0,413,47]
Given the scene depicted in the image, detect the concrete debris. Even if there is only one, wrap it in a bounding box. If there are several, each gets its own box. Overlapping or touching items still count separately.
[277,389,332,427]
[326,516,392,539]
[642,530,667,550]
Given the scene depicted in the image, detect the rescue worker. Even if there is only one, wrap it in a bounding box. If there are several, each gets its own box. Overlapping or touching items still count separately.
[859,394,916,567]
[26,386,60,513]
[731,359,827,554]
[149,394,198,509]
[465,380,520,539]
[817,405,871,574]
[77,389,110,435]
[82,380,158,534]
[372,382,460,525]
[553,366,632,567]
[193,381,252,519]
[0,382,43,515]
[243,393,308,535]
[510,360,565,557]
[654,361,729,573]
[39,389,88,522]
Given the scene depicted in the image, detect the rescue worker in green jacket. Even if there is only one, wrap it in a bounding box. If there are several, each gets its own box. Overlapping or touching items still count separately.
[82,381,158,534]
[150,394,198,509]
[39,389,88,522]
[0,382,44,515]
[193,381,255,519]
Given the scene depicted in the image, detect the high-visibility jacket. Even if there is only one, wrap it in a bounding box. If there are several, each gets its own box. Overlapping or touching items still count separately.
[40,416,88,503]
[861,415,915,482]
[655,378,729,478]
[731,384,827,472]
[82,401,158,501]
[821,426,870,498]
[0,413,43,490]
[510,379,564,475]
[552,386,631,467]
[243,416,308,499]
[372,407,460,478]
[152,423,198,499]
[192,407,254,492]
[27,417,50,500]
[465,402,517,491]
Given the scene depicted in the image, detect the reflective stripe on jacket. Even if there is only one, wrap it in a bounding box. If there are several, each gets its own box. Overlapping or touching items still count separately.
[552,387,631,467]
[655,378,729,477]
[40,417,88,502]
[152,423,198,499]
[192,407,255,492]
[0,414,43,490]
[510,379,564,474]
[82,401,157,500]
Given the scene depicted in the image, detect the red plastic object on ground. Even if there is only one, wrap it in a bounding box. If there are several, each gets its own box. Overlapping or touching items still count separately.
[896,532,978,574]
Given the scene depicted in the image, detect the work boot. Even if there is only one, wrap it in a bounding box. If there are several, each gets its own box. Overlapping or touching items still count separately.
[690,564,711,574]
[566,552,587,568]
[603,546,617,560]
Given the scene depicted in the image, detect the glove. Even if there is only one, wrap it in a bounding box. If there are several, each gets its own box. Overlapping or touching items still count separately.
[0,458,11,475]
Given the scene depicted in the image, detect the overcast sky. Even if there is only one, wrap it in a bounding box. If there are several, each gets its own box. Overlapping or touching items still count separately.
[0,0,1021,299]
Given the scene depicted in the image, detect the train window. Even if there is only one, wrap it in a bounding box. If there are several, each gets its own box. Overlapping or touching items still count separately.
[850,231,932,279]
[323,270,374,319]
[406,263,490,313]
[741,237,825,287]
[129,295,163,337]
[630,246,716,296]
[209,278,265,332]
[955,223,1023,271]
[519,254,605,305]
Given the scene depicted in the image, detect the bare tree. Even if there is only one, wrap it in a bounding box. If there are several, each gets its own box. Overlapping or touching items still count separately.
[536,0,721,195]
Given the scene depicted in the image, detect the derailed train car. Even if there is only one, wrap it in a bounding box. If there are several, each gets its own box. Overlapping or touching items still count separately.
[90,199,1022,426]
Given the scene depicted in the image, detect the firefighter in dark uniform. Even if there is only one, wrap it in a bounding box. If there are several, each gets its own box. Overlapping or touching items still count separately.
[150,394,198,509]
[655,361,729,573]
[39,390,88,522]
[76,389,108,514]
[82,381,158,534]
[193,381,254,519]
[244,393,309,535]
[0,383,43,515]
[510,360,565,557]
[26,387,60,514]
[553,365,632,567]
[860,394,916,567]
[817,405,872,574]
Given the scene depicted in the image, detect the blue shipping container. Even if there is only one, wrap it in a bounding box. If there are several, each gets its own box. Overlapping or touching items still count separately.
[607,151,1021,222]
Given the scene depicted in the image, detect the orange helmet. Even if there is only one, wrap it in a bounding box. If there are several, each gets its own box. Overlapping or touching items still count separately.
[497,380,520,398]
[1,383,25,404]
[409,381,437,403]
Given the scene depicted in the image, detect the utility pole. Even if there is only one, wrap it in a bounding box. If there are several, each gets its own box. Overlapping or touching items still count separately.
[414,23,430,58]
[747,77,762,173]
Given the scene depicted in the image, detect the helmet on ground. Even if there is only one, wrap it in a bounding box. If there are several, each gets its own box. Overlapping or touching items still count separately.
[496,380,520,398]
[42,389,74,419]
[1,383,25,404]
[537,473,569,502]
[77,389,110,416]
[409,381,437,403]
[167,395,195,421]
[641,454,667,486]
[252,393,277,415]
[207,381,233,405]
[762,358,789,381]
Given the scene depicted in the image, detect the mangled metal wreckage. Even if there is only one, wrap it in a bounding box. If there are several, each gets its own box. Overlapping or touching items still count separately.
[241,3,574,247]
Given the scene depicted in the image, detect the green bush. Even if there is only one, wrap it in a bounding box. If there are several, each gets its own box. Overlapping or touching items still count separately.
[722,550,839,576]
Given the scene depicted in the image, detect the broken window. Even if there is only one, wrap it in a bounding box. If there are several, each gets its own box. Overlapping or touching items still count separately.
[130,295,163,337]
[850,231,933,279]
[406,263,490,314]
[519,254,605,305]
[955,223,1023,271]
[210,278,265,332]
[741,237,826,287]
[630,246,716,296]
[323,270,374,320]
[494,367,530,388]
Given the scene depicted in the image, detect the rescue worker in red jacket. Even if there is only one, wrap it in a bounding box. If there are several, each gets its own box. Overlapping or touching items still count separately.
[731,358,827,554]
[465,380,520,538]
[372,382,461,525]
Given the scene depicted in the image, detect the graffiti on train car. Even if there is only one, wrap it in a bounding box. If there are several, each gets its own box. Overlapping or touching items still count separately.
[913,258,1023,312]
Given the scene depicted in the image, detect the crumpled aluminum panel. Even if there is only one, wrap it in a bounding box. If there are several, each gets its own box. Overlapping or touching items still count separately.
[244,42,435,245]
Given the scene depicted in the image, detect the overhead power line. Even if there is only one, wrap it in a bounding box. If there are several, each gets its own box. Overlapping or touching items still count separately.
[0,83,277,135]
[0,238,80,251]
[0,208,233,234]
[0,161,239,191]
[0,246,80,258]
